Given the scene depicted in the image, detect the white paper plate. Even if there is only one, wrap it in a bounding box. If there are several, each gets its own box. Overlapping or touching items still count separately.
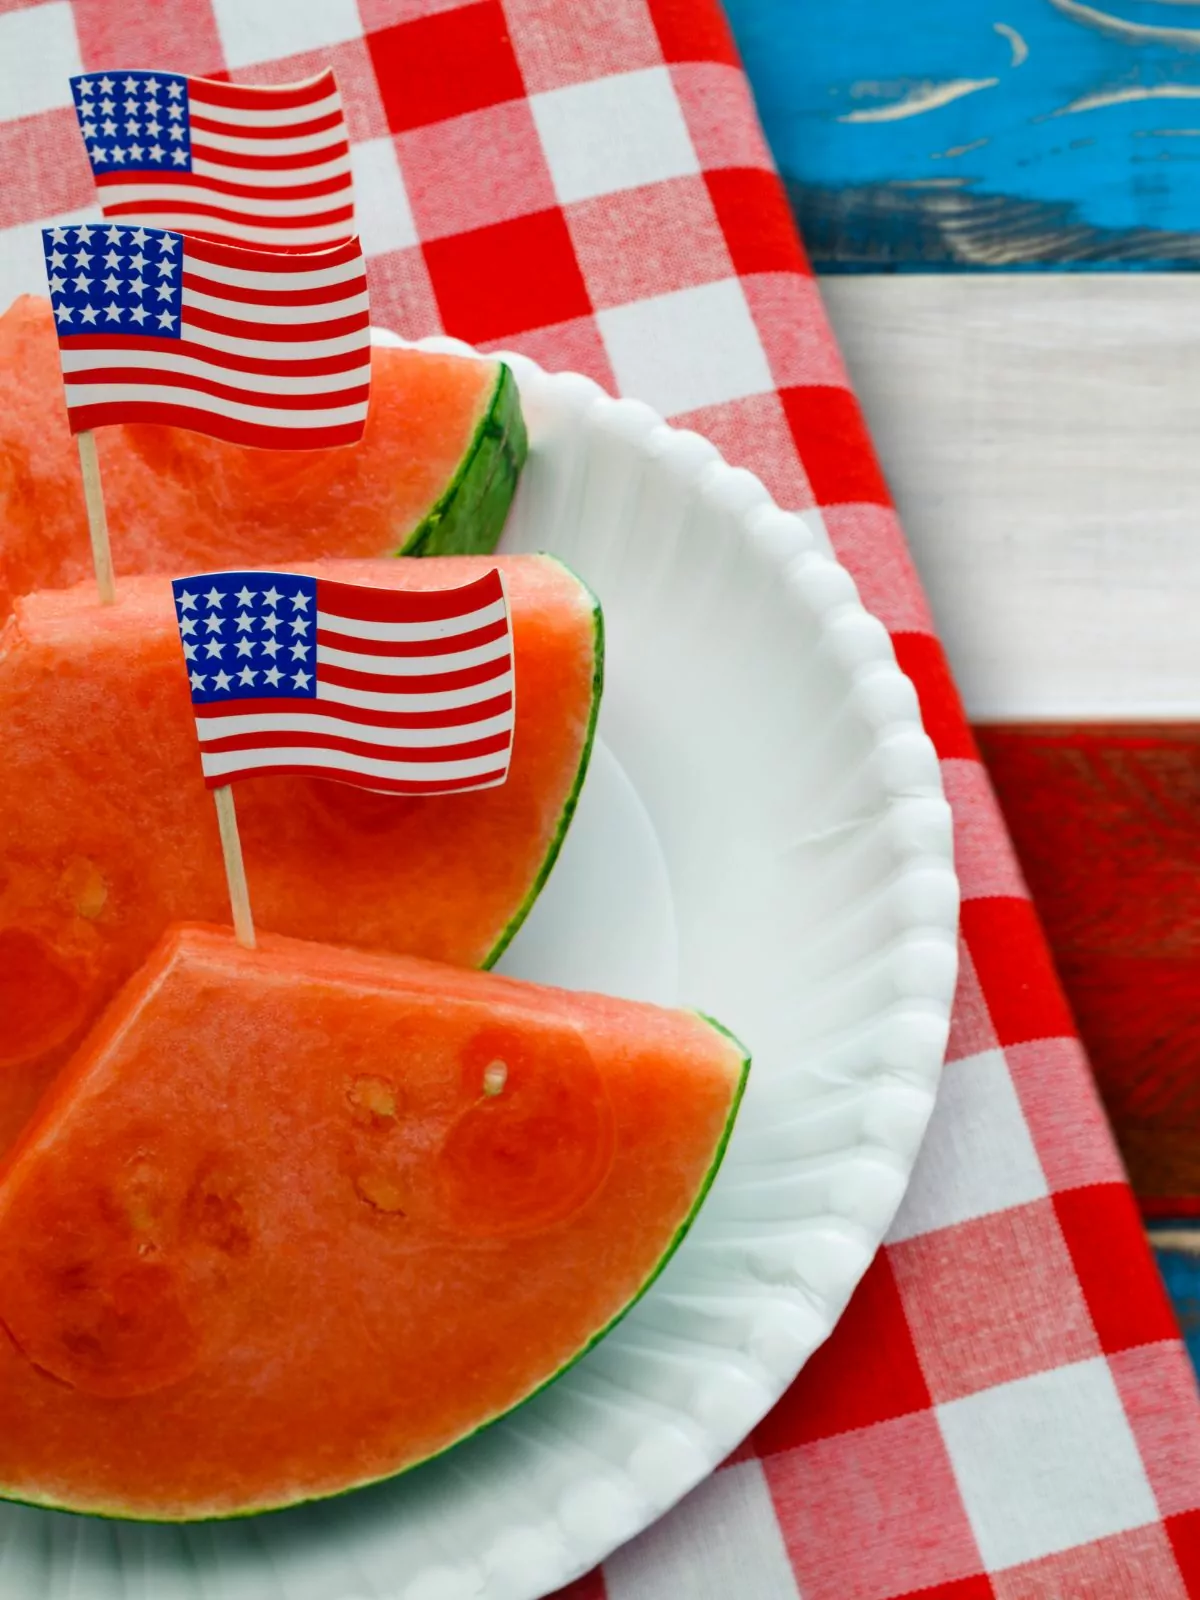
[0,336,959,1600]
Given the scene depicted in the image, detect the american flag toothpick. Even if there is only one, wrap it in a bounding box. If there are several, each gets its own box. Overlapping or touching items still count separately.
[41,222,371,606]
[170,569,516,947]
[42,224,370,448]
[69,69,354,250]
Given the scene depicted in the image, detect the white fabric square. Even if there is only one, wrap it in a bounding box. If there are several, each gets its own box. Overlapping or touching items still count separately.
[605,1461,801,1600]
[530,67,699,205]
[598,279,773,417]
[887,1048,1047,1242]
[350,138,418,257]
[938,1358,1159,1569]
[0,2,81,120]
[0,212,93,311]
[211,0,363,70]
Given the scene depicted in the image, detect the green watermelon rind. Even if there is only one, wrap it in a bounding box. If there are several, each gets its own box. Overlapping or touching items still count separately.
[0,1020,748,1523]
[401,362,529,558]
[481,552,605,970]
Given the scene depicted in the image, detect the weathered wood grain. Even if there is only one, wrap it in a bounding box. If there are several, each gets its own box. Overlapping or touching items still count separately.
[1151,1230,1200,1370]
[724,0,1200,268]
[820,273,1200,719]
[976,723,1200,1204]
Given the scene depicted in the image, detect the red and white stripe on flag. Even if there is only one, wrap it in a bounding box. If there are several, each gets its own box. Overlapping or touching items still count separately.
[71,69,354,249]
[44,223,370,449]
[171,568,516,796]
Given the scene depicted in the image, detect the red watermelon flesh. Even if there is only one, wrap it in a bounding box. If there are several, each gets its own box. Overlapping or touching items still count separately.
[0,296,526,621]
[0,557,602,1154]
[0,924,748,1519]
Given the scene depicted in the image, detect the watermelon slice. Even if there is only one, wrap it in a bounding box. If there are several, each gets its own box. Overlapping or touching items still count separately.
[0,296,526,619]
[0,557,601,1153]
[0,924,748,1519]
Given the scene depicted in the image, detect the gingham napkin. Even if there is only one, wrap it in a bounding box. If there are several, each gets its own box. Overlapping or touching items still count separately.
[3,2,1200,1596]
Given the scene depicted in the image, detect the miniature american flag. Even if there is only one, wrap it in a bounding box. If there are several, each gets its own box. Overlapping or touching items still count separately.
[171,569,516,795]
[42,223,370,449]
[70,69,353,249]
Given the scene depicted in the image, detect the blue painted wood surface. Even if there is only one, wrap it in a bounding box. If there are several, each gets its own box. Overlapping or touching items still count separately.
[724,0,1200,267]
[1153,1241,1200,1370]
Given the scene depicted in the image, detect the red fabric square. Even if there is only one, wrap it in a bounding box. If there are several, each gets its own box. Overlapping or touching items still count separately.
[73,0,224,75]
[890,634,978,763]
[504,0,662,92]
[990,1523,1189,1600]
[424,209,590,343]
[0,109,93,230]
[820,502,933,637]
[743,273,845,390]
[1006,1037,1125,1192]
[398,99,555,240]
[961,897,1077,1050]
[479,314,616,393]
[754,1251,931,1454]
[1055,1185,1179,1354]
[941,757,1030,903]
[1111,1342,1200,1518]
[672,393,814,510]
[565,177,733,309]
[946,938,1001,1064]
[718,1433,759,1468]
[548,1571,607,1600]
[368,1,525,134]
[898,1582,996,1600]
[671,62,774,172]
[764,1411,984,1600]
[229,38,389,142]
[366,246,443,340]
[647,0,740,65]
[1168,1509,1200,1595]
[706,167,809,276]
[889,1199,1100,1403]
[780,384,890,507]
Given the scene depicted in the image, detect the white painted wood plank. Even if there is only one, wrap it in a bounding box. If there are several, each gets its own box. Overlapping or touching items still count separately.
[820,274,1200,720]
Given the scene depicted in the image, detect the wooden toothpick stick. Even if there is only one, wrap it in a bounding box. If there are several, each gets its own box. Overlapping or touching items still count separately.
[76,430,116,605]
[213,785,256,949]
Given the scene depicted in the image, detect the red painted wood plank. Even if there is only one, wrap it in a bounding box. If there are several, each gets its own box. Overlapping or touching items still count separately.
[973,724,1200,1209]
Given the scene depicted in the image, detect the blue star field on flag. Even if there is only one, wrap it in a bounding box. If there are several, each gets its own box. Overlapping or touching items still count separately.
[71,71,193,174]
[172,573,319,706]
[42,223,183,339]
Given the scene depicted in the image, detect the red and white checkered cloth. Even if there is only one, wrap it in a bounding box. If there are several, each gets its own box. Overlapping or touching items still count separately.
[4,2,1200,1596]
